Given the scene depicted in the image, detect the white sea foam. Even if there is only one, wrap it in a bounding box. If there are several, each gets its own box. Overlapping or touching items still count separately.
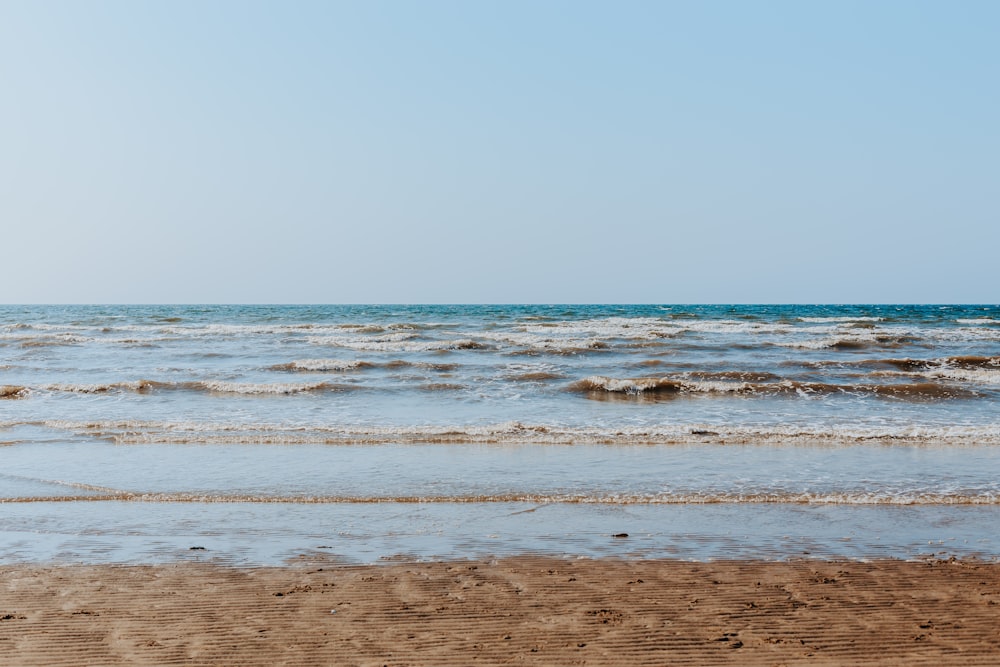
[155,323,366,337]
[199,381,333,395]
[307,336,483,352]
[571,376,702,394]
[775,333,885,349]
[867,358,1000,386]
[7,419,999,447]
[1,333,93,346]
[924,368,1000,385]
[39,381,159,394]
[8,323,93,332]
[521,317,794,338]
[798,316,884,323]
[477,331,609,352]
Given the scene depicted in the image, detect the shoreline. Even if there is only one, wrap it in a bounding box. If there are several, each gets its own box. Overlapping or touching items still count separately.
[3,556,999,665]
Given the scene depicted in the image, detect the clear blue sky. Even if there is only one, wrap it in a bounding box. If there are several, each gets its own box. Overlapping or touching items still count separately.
[1,0,997,303]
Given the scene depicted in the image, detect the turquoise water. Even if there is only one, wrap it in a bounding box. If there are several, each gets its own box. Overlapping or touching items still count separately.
[2,304,998,563]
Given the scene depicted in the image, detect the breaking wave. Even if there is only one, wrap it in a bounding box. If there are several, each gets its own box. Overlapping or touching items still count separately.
[776,335,913,350]
[197,381,347,395]
[798,316,884,323]
[956,318,1000,325]
[10,380,359,396]
[568,376,980,400]
[39,381,166,394]
[307,336,486,352]
[7,419,999,447]
[874,355,1000,371]
[15,335,92,348]
[858,357,1000,385]
[0,385,28,399]
[270,359,373,372]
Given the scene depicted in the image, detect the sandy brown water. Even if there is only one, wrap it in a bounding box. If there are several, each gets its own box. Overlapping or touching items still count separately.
[2,556,1000,666]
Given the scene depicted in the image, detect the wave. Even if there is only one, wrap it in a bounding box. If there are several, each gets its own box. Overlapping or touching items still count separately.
[417,383,467,392]
[869,355,998,371]
[198,381,350,395]
[568,376,980,400]
[804,355,1000,373]
[385,322,449,331]
[798,316,884,323]
[168,323,365,336]
[689,371,781,382]
[14,380,358,396]
[478,331,612,353]
[270,359,373,372]
[947,355,1000,368]
[0,385,28,399]
[923,368,1000,385]
[507,346,608,357]
[776,334,913,350]
[7,371,992,400]
[1,331,172,347]
[11,419,999,447]
[2,323,96,335]
[39,381,166,394]
[520,317,795,339]
[856,382,979,399]
[504,318,1000,350]
[20,315,943,344]
[337,324,386,333]
[859,357,1000,386]
[16,335,92,348]
[509,371,567,382]
[2,491,998,505]
[6,320,1000,359]
[307,336,486,352]
[98,338,162,347]
[2,320,458,341]
[383,360,460,372]
[569,376,687,395]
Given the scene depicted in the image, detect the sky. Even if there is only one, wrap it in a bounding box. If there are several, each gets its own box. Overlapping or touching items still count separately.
[1,0,997,304]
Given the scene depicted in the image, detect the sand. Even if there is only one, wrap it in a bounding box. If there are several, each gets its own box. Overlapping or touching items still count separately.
[2,556,1000,666]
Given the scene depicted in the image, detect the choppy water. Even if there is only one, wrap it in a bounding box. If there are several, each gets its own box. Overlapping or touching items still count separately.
[2,304,998,563]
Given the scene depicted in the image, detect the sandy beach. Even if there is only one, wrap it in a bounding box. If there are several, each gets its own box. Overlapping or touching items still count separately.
[2,556,999,666]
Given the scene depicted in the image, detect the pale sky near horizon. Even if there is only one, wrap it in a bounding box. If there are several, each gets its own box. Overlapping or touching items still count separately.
[1,0,997,304]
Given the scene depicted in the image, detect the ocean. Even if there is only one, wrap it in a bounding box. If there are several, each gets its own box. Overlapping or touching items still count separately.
[1,304,998,564]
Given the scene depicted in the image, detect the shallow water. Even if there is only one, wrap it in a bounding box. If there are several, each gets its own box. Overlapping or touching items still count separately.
[2,304,998,563]
[2,501,997,565]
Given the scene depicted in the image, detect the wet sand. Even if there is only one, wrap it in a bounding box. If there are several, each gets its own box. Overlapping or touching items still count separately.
[2,557,1000,665]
